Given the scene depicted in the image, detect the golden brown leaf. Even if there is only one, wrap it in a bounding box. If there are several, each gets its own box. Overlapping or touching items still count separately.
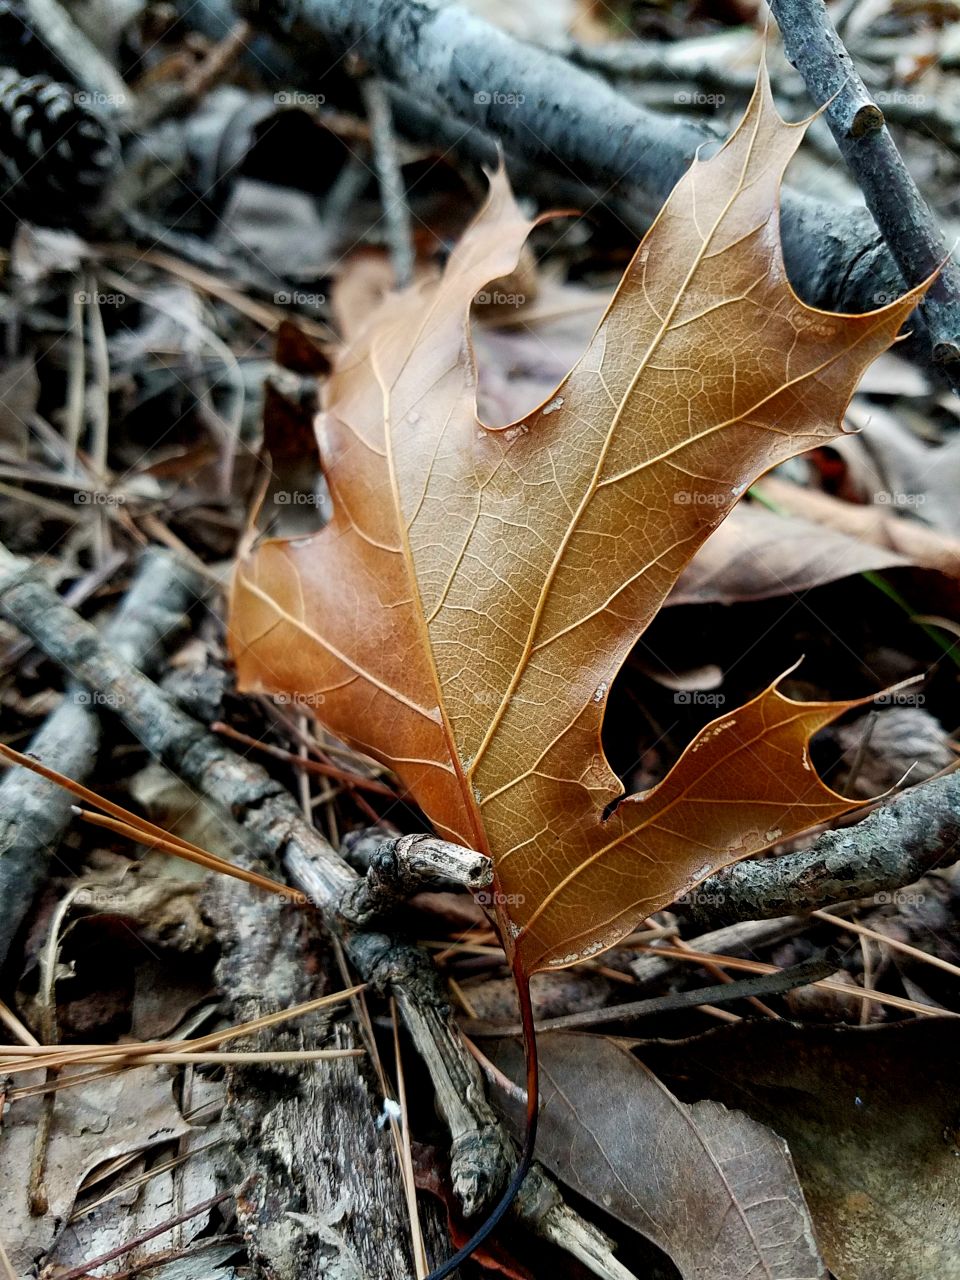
[229,69,925,975]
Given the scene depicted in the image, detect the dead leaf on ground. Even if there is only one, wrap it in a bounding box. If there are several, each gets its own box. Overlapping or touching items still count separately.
[229,69,924,977]
[829,705,955,797]
[0,1068,192,1273]
[491,1031,827,1279]
[637,1017,960,1280]
[833,406,960,536]
[756,475,960,579]
[669,502,911,605]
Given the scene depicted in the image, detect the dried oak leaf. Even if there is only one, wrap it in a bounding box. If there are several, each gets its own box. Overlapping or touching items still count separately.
[491,1032,828,1280]
[229,71,924,976]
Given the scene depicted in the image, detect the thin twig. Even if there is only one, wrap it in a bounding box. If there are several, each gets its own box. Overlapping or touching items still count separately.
[631,943,951,1018]
[359,76,416,288]
[769,0,960,382]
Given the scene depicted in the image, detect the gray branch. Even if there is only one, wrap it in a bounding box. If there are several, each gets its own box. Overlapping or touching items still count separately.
[0,550,506,1218]
[340,832,492,927]
[233,0,947,376]
[769,0,960,374]
[0,548,204,967]
[682,771,960,930]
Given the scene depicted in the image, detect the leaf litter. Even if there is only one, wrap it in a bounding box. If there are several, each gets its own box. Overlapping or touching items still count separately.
[0,11,958,1278]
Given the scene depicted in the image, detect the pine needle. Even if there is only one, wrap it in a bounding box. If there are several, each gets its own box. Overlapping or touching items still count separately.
[0,985,365,1076]
[631,942,956,1018]
[814,908,960,982]
[0,741,304,902]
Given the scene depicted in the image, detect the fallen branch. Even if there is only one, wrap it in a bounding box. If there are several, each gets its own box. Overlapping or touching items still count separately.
[682,770,960,929]
[0,548,636,1280]
[0,548,204,967]
[467,952,840,1037]
[769,0,960,372]
[235,0,949,378]
[18,0,132,117]
[340,833,492,926]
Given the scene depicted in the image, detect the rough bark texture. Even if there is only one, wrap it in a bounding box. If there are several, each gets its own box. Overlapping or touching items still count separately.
[770,0,960,379]
[0,549,205,967]
[684,771,960,929]
[0,558,511,1217]
[0,552,670,1280]
[208,841,449,1280]
[2,553,956,972]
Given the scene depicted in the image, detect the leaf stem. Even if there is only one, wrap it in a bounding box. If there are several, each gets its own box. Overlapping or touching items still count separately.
[424,958,539,1279]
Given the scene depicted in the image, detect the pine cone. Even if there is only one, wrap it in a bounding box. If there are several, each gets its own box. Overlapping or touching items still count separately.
[0,67,119,226]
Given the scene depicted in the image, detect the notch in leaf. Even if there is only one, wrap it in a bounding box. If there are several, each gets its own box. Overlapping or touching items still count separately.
[230,67,925,977]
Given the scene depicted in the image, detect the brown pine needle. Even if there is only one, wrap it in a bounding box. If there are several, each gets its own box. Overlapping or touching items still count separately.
[71,1139,226,1221]
[631,943,955,1018]
[671,935,780,1020]
[99,1048,362,1065]
[813,908,960,982]
[0,997,38,1045]
[461,1033,527,1104]
[73,807,305,902]
[0,1233,17,1280]
[212,721,398,797]
[0,740,304,902]
[391,998,428,1280]
[53,1191,235,1280]
[0,984,365,1076]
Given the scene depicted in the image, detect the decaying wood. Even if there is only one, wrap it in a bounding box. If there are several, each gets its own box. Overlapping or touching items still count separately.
[207,833,450,1279]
